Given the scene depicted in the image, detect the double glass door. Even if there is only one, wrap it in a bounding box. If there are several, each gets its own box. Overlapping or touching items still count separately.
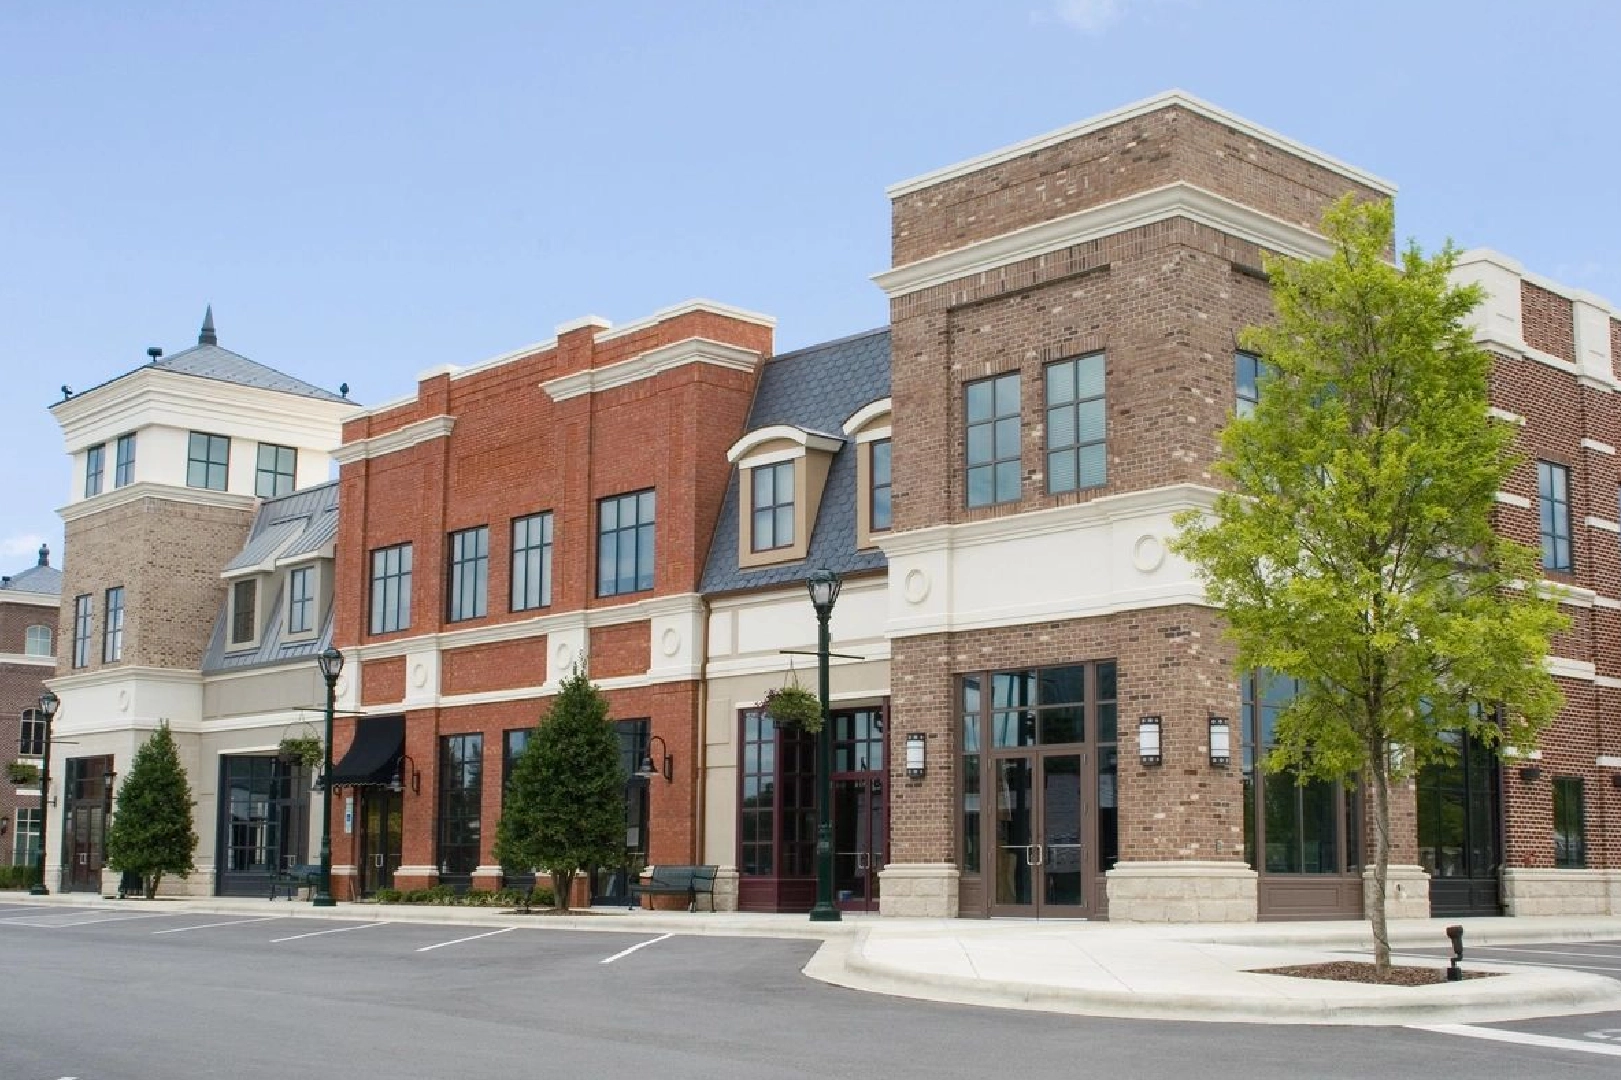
[990,752,1088,918]
[831,708,886,913]
[359,788,403,896]
[63,756,114,893]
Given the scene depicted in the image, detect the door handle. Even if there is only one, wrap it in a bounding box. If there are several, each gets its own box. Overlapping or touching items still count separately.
[374,854,384,868]
[857,852,870,870]
[1026,844,1043,866]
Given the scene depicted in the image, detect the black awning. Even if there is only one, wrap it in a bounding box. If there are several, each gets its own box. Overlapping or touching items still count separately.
[329,715,404,788]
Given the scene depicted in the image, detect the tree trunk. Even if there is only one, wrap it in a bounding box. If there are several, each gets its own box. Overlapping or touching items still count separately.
[144,872,162,900]
[1368,748,1393,975]
[552,868,574,913]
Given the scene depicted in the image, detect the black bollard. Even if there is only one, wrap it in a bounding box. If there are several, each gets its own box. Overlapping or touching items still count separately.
[1446,924,1464,982]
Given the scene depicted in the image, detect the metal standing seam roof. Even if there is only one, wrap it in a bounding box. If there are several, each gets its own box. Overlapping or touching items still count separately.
[62,343,349,407]
[700,328,892,595]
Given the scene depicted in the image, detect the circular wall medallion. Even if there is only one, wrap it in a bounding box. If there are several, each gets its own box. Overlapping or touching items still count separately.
[903,568,930,605]
[411,662,428,689]
[660,627,681,657]
[117,689,130,713]
[554,641,574,671]
[1133,533,1165,573]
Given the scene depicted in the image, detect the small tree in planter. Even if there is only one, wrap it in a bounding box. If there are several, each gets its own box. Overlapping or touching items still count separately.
[106,722,198,898]
[763,682,823,734]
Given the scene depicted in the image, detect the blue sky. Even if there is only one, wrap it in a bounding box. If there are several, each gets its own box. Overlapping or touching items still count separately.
[4,0,1619,566]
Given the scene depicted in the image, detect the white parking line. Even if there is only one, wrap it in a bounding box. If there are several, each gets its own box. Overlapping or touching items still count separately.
[51,912,185,928]
[153,917,281,935]
[417,927,515,952]
[1413,1023,1621,1058]
[600,933,672,964]
[271,922,387,943]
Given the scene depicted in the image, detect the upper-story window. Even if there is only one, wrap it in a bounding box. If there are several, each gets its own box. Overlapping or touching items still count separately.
[103,585,125,663]
[19,709,46,757]
[1235,351,1272,419]
[447,526,489,622]
[1045,353,1106,494]
[84,443,105,498]
[255,443,297,499]
[966,373,1021,508]
[114,433,137,488]
[1538,461,1572,572]
[870,438,893,533]
[369,543,413,634]
[598,490,655,597]
[228,579,257,647]
[1554,775,1586,869]
[71,594,92,668]
[511,512,553,612]
[287,565,316,636]
[751,462,795,552]
[187,432,231,491]
[24,625,52,657]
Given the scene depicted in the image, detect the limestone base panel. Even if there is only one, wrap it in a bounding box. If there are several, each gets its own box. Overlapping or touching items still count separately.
[1502,868,1621,916]
[879,863,960,917]
[1361,864,1431,919]
[1105,861,1258,922]
[712,867,740,912]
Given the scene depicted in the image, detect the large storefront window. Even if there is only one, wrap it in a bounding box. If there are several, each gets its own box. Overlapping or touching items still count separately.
[737,709,816,911]
[12,808,41,866]
[218,755,309,896]
[593,719,650,905]
[437,734,483,882]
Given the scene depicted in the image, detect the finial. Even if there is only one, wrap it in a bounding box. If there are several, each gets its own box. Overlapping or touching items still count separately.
[60,385,72,400]
[339,382,349,399]
[37,543,48,567]
[199,304,217,346]
[147,346,162,364]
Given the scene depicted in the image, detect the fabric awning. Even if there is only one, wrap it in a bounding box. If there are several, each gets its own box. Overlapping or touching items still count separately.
[329,715,404,788]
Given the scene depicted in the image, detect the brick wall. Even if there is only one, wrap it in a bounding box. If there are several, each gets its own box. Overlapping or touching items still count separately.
[441,638,547,697]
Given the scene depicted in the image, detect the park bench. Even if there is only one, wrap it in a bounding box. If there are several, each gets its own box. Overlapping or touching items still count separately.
[268,863,321,901]
[627,864,718,912]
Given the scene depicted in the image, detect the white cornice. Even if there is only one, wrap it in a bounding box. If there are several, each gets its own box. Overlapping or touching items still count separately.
[726,425,844,465]
[842,398,893,437]
[0,590,60,608]
[332,415,456,465]
[873,183,1332,299]
[45,665,202,694]
[541,337,764,402]
[58,481,257,524]
[1477,331,1609,390]
[886,90,1396,199]
[0,653,54,667]
[596,299,776,342]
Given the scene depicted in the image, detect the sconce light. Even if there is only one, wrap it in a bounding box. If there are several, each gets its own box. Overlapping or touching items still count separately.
[1138,716,1163,766]
[0,817,8,837]
[906,733,927,779]
[637,734,672,783]
[103,771,116,795]
[1517,765,1543,783]
[389,753,420,795]
[1208,715,1231,767]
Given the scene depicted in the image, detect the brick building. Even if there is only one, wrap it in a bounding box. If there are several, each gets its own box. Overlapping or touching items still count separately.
[1,545,61,871]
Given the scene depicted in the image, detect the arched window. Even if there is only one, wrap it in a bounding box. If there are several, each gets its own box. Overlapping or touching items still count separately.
[24,625,51,657]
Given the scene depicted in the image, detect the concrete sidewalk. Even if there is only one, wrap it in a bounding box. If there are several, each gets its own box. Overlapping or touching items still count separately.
[7,892,1620,1025]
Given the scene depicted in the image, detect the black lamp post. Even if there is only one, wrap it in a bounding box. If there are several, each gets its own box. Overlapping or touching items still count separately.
[29,689,59,896]
[806,568,843,923]
[313,647,344,907]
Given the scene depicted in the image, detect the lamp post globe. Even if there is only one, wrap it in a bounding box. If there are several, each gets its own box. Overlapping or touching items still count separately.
[312,647,343,907]
[29,689,59,896]
[805,568,843,923]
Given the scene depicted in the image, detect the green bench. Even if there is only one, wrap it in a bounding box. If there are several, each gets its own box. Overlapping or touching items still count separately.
[268,864,321,900]
[627,864,718,911]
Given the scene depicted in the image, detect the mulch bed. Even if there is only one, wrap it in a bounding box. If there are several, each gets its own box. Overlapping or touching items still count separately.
[1251,961,1498,986]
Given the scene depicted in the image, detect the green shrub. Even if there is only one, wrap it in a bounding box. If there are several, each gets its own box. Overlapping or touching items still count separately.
[371,888,401,903]
[0,864,37,889]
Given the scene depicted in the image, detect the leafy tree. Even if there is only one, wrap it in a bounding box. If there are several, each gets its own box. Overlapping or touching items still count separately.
[1172,197,1566,973]
[105,722,199,899]
[493,666,626,912]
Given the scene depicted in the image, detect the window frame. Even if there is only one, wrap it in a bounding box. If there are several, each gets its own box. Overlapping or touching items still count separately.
[510,512,553,612]
[1538,460,1573,572]
[187,431,231,491]
[114,432,137,488]
[1044,352,1107,495]
[12,807,41,866]
[437,733,484,879]
[1235,351,1272,419]
[965,372,1022,508]
[84,443,105,498]
[597,489,656,598]
[1553,775,1586,869]
[447,525,490,622]
[369,543,413,635]
[71,594,92,668]
[869,437,893,534]
[254,443,298,499]
[286,564,317,637]
[227,578,258,649]
[102,586,124,663]
[750,460,796,553]
[19,709,46,757]
[24,624,52,657]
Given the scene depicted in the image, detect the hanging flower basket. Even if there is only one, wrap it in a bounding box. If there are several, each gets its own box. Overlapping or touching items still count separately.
[763,683,824,734]
[277,736,325,769]
[6,761,41,786]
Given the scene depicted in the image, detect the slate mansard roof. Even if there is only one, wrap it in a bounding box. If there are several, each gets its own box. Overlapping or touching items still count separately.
[202,481,339,673]
[701,328,891,595]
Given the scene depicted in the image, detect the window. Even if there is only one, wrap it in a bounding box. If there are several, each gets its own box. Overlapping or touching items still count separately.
[966,373,1021,507]
[511,512,553,611]
[1046,353,1106,494]
[1538,461,1572,572]
[103,586,125,662]
[114,433,136,488]
[84,443,105,498]
[1241,671,1356,875]
[437,734,483,878]
[24,625,51,657]
[598,490,656,597]
[870,438,892,532]
[187,432,230,491]
[751,461,795,552]
[1236,351,1273,419]
[1553,776,1586,869]
[502,729,532,806]
[71,594,92,668]
[19,709,46,757]
[445,526,489,622]
[369,544,412,634]
[228,579,256,647]
[13,808,40,866]
[738,709,816,879]
[255,443,297,498]
[287,566,316,635]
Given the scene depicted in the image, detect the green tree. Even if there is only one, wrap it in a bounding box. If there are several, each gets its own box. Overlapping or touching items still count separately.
[1172,197,1566,973]
[105,722,199,899]
[493,666,626,912]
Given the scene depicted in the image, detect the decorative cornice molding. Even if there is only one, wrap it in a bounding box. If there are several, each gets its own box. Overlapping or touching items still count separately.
[58,481,258,524]
[595,299,776,343]
[541,337,764,402]
[332,415,456,465]
[842,398,893,437]
[0,653,54,668]
[726,425,844,465]
[0,590,60,608]
[872,183,1333,299]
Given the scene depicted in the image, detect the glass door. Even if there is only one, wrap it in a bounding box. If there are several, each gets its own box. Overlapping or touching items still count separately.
[63,756,113,893]
[989,753,1087,917]
[833,777,885,911]
[359,789,402,896]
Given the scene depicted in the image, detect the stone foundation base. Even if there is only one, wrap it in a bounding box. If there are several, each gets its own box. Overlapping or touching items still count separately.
[712,867,740,912]
[878,863,959,917]
[1502,868,1621,916]
[1105,861,1258,922]
[1362,865,1430,919]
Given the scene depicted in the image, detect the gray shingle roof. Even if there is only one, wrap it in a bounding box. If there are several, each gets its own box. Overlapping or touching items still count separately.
[0,551,62,597]
[700,329,891,595]
[203,481,340,673]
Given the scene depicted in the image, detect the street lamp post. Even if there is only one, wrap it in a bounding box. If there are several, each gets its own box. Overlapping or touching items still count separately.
[29,690,59,896]
[806,568,843,923]
[313,647,344,907]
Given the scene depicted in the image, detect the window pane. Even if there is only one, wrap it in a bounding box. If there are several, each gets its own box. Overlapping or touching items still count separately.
[1077,445,1107,489]
[1074,354,1105,399]
[966,380,994,422]
[966,424,992,466]
[994,373,1020,415]
[1046,361,1074,405]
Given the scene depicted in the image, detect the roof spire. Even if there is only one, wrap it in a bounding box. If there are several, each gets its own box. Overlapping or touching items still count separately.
[37,543,49,567]
[199,304,217,346]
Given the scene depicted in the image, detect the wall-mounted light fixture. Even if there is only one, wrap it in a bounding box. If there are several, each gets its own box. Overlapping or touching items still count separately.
[1517,765,1543,783]
[389,753,420,795]
[1208,715,1231,767]
[637,734,673,783]
[906,733,927,779]
[1138,716,1163,766]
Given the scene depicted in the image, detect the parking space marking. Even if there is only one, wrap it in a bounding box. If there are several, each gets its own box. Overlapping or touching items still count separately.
[417,927,515,952]
[0,910,166,928]
[51,911,188,928]
[153,917,282,935]
[270,922,387,943]
[1413,1023,1621,1058]
[600,933,672,964]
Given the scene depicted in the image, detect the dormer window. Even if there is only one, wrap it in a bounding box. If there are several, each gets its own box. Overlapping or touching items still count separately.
[728,426,843,569]
[843,398,893,549]
[751,462,795,551]
[229,579,259,648]
[287,565,317,637]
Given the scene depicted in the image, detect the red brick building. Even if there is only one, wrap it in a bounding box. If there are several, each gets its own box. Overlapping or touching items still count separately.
[1,546,60,873]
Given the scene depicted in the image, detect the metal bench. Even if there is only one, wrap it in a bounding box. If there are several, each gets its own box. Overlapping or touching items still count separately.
[268,863,321,901]
[627,864,718,911]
